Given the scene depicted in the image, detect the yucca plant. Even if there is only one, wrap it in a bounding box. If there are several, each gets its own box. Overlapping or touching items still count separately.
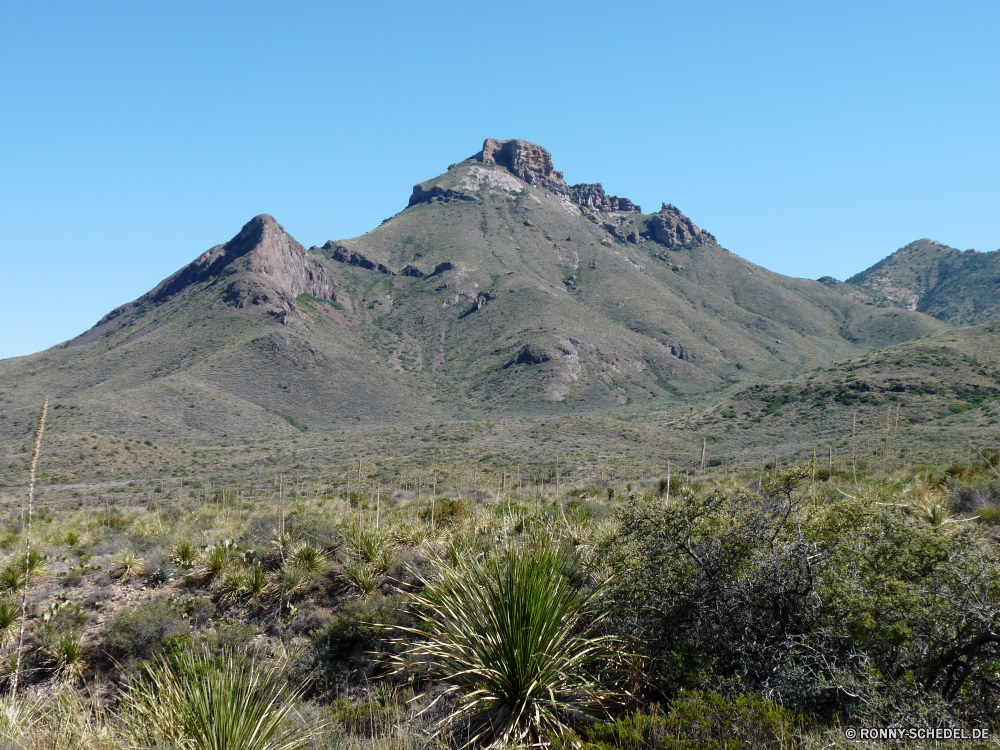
[124,649,315,750]
[345,527,390,565]
[25,547,46,576]
[0,565,23,594]
[0,597,17,648]
[270,530,294,563]
[201,543,231,579]
[245,563,268,603]
[45,633,88,683]
[217,566,250,606]
[173,540,198,568]
[0,691,44,742]
[290,541,327,574]
[338,561,385,597]
[270,564,312,602]
[109,549,144,582]
[391,539,622,749]
[390,522,428,548]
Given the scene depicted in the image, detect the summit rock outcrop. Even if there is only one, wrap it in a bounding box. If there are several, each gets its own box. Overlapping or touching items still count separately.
[645,203,716,248]
[474,138,568,192]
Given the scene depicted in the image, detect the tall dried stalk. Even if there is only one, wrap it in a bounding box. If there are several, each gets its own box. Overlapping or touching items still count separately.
[12,398,48,696]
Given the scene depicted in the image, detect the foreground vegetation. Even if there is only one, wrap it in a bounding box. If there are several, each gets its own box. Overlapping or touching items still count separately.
[0,445,997,748]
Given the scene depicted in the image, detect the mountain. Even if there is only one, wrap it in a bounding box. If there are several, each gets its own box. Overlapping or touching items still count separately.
[0,138,949,440]
[845,239,1000,326]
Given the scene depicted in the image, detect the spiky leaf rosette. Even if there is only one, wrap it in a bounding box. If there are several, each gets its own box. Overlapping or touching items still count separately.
[125,650,313,750]
[392,540,622,749]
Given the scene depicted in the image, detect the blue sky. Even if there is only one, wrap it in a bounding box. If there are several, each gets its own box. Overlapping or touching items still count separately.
[2,1,998,359]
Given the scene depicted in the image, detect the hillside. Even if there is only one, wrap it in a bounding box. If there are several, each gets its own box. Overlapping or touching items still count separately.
[846,238,1000,325]
[0,138,949,441]
[696,321,1000,464]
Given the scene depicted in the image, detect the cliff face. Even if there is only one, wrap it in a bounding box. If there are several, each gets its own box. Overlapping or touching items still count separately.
[475,138,568,192]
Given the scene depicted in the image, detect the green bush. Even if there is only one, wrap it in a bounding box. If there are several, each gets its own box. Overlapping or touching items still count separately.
[418,496,470,527]
[569,692,802,750]
[609,471,1000,724]
[306,595,403,689]
[206,620,256,655]
[101,599,186,662]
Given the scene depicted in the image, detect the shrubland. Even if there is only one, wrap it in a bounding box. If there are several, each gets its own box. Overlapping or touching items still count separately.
[0,450,996,749]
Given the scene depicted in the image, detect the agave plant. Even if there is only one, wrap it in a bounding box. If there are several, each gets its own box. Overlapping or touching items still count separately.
[124,649,315,750]
[109,549,144,582]
[392,539,622,749]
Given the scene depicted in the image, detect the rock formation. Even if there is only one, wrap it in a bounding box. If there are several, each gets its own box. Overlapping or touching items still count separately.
[473,138,568,193]
[570,183,640,213]
[645,204,716,248]
[95,215,334,325]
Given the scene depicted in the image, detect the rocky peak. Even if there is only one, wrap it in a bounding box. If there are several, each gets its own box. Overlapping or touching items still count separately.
[473,138,568,192]
[645,203,716,248]
[107,215,332,320]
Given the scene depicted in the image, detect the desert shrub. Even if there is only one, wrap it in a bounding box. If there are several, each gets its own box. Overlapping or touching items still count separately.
[609,470,1000,724]
[100,599,186,662]
[205,619,256,655]
[953,479,1000,514]
[418,497,470,527]
[285,512,340,547]
[330,687,405,737]
[184,596,216,627]
[567,692,802,750]
[306,595,403,689]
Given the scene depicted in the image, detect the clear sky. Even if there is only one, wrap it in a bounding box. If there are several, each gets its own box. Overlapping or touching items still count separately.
[2,1,998,359]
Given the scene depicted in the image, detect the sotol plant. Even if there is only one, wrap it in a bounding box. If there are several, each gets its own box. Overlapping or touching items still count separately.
[125,649,315,750]
[392,538,622,749]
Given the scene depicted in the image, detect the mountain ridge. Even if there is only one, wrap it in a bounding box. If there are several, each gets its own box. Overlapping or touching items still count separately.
[0,138,951,441]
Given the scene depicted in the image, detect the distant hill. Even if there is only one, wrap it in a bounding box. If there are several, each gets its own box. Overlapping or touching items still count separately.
[846,238,1000,326]
[0,139,949,440]
[697,322,1000,462]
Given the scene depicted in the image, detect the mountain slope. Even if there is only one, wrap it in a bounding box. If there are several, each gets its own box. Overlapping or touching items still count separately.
[0,139,950,440]
[846,239,1000,325]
